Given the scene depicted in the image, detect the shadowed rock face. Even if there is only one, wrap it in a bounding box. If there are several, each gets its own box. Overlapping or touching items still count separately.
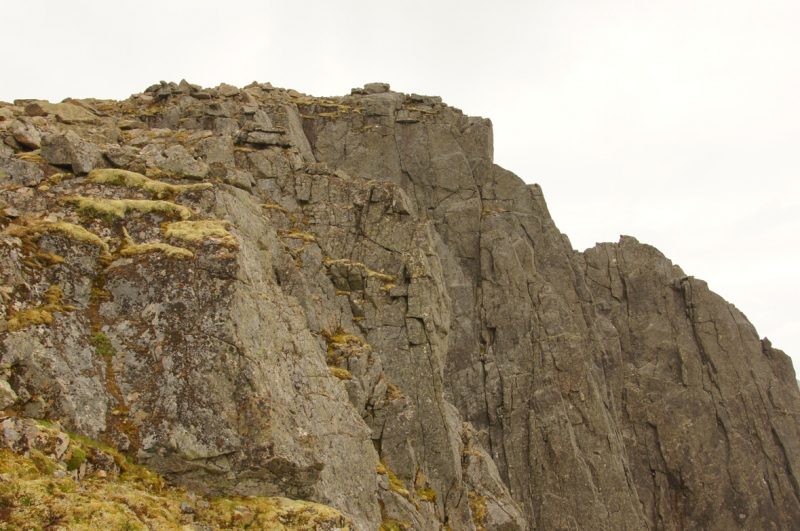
[0,80,798,530]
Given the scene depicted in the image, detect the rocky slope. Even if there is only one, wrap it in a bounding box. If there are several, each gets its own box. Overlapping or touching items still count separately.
[0,80,798,530]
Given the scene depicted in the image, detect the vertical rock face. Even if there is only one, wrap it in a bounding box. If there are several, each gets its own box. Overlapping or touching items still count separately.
[0,80,798,530]
[583,239,800,530]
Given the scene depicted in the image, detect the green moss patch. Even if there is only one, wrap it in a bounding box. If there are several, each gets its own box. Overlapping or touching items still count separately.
[0,427,354,530]
[90,332,116,359]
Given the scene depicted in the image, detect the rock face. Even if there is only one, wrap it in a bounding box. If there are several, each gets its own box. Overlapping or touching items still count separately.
[1,81,799,531]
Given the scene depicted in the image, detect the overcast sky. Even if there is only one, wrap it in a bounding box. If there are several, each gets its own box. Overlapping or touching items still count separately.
[4,1,799,371]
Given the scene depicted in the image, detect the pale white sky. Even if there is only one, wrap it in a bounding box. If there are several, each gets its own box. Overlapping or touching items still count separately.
[4,1,799,371]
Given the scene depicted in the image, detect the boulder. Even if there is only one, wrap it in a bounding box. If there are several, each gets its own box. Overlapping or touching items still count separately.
[25,101,98,124]
[8,118,41,149]
[41,130,102,174]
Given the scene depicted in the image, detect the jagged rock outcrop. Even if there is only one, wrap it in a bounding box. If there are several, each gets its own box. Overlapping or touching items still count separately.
[0,80,798,530]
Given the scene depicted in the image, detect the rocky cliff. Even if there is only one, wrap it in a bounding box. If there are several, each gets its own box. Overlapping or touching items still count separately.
[1,80,798,531]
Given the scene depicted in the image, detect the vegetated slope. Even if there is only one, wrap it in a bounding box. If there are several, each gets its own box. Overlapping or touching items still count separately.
[0,80,798,531]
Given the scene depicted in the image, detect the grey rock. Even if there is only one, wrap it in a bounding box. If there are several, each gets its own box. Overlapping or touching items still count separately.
[0,143,13,159]
[364,83,390,94]
[2,81,799,531]
[41,130,102,174]
[217,83,240,97]
[0,380,16,409]
[9,118,41,149]
[243,131,289,146]
[0,156,44,186]
[25,101,98,124]
[196,136,235,166]
[204,102,230,117]
[160,144,209,179]
[0,107,17,121]
[105,145,139,168]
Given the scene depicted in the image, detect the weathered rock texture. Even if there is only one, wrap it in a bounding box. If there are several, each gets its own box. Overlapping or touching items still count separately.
[1,80,799,531]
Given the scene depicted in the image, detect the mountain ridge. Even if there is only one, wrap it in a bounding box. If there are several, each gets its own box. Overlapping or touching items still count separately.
[0,79,798,530]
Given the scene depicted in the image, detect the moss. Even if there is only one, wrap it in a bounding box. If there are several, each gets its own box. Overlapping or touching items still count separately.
[162,220,237,247]
[6,220,110,255]
[85,168,213,198]
[278,228,318,242]
[90,332,116,359]
[379,461,411,498]
[7,308,54,330]
[33,251,65,267]
[481,208,510,217]
[322,257,396,283]
[0,441,354,530]
[261,202,290,213]
[329,367,353,380]
[386,382,404,401]
[380,519,411,531]
[416,488,437,503]
[90,287,111,301]
[12,152,46,165]
[122,242,194,259]
[405,106,438,116]
[48,172,74,184]
[62,196,193,221]
[377,460,422,513]
[7,286,76,332]
[66,446,86,471]
[468,492,488,531]
[321,328,372,366]
[120,226,194,259]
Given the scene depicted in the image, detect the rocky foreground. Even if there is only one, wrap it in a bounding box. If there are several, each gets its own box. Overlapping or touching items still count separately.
[1,80,799,530]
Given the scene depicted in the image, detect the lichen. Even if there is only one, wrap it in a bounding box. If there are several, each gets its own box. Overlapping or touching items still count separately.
[162,220,237,247]
[62,196,193,221]
[85,168,213,198]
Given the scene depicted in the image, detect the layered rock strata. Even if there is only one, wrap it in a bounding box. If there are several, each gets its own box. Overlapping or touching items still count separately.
[0,79,798,530]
